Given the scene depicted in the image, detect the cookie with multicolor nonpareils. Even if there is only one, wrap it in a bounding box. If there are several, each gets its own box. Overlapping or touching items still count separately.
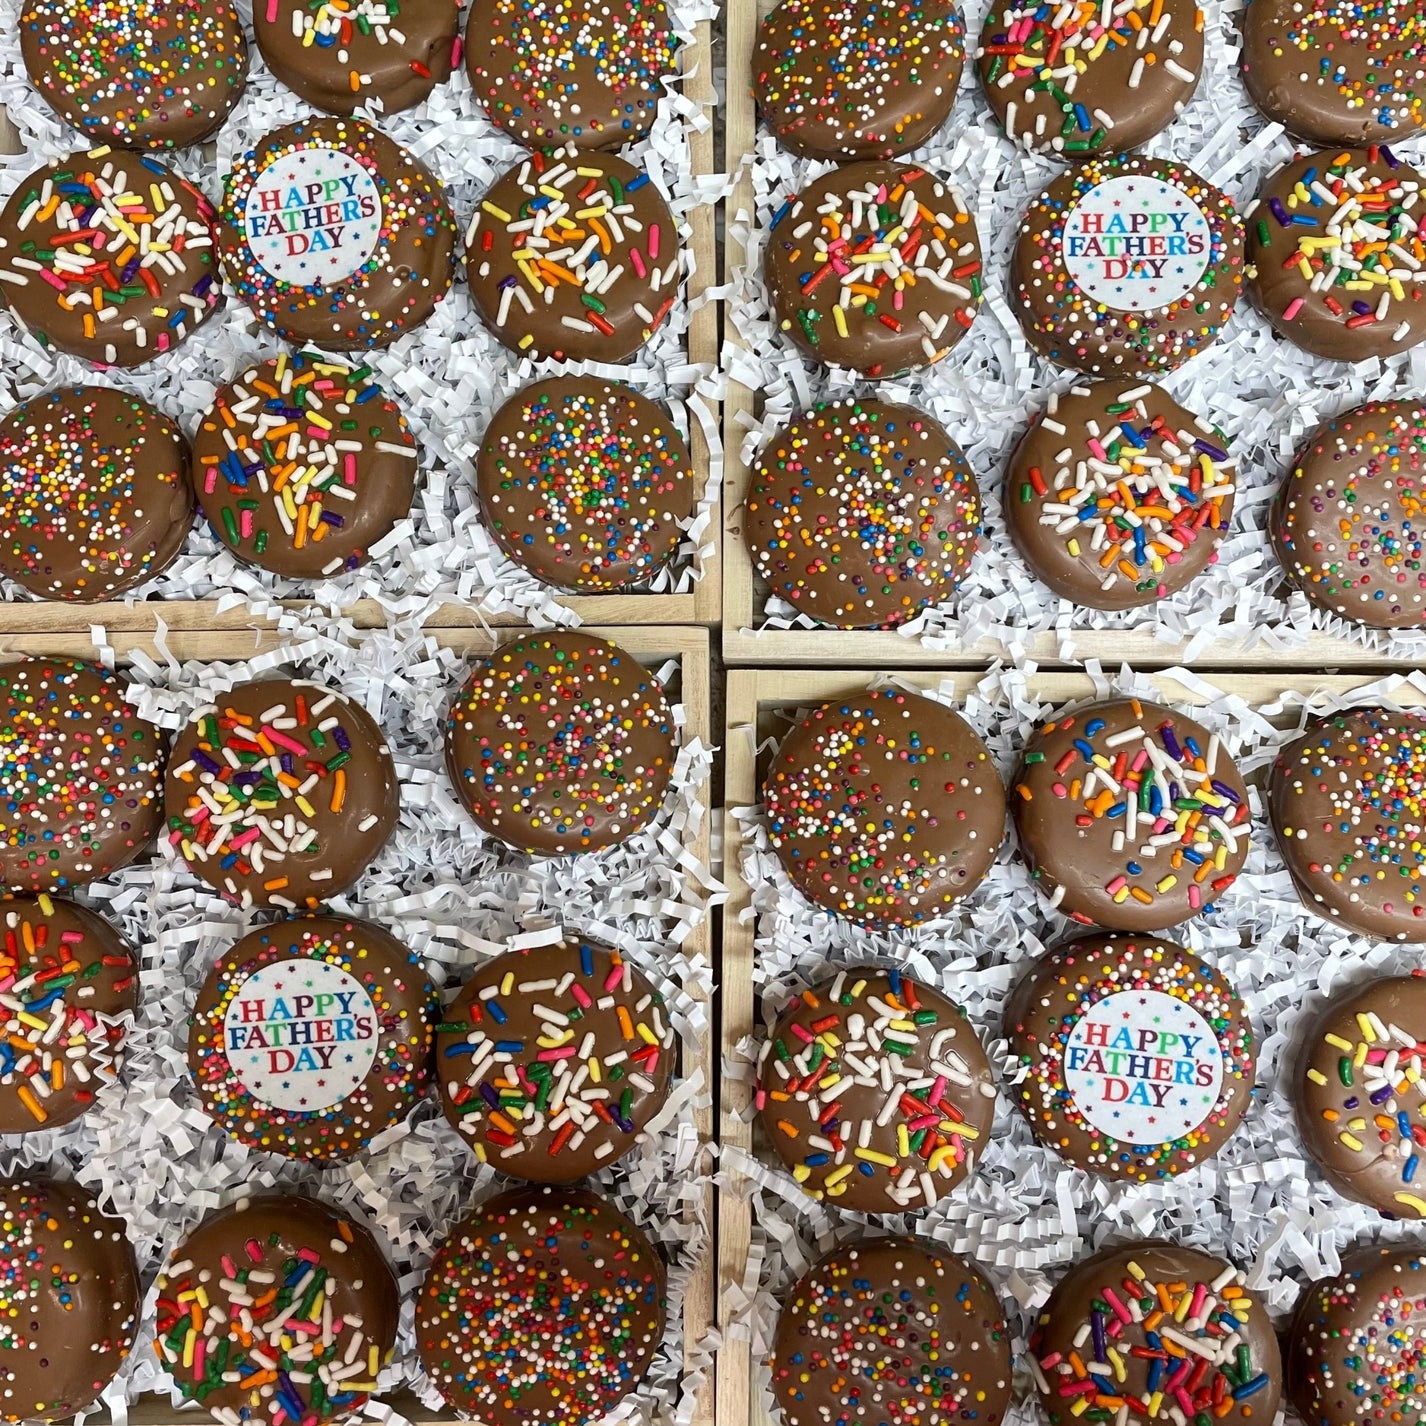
[475,377,695,592]
[977,0,1203,158]
[466,151,678,364]
[416,1186,666,1424]
[1,659,166,892]
[0,386,193,602]
[444,632,675,856]
[1006,934,1256,1180]
[1269,707,1426,940]
[1031,1241,1281,1426]
[0,148,220,368]
[764,689,1005,929]
[756,967,996,1212]
[764,160,982,377]
[189,915,435,1162]
[747,398,981,628]
[1012,153,1244,376]
[193,352,418,580]
[1006,378,1235,610]
[435,939,674,1180]
[218,117,457,350]
[754,0,965,160]
[164,678,399,909]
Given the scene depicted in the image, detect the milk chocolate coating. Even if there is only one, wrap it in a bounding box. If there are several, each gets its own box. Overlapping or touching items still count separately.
[0,150,220,368]
[1248,147,1426,362]
[0,659,166,892]
[1013,698,1250,931]
[1269,707,1426,941]
[476,377,695,592]
[1032,1241,1281,1426]
[0,1179,138,1425]
[436,939,674,1180]
[416,1186,667,1424]
[1006,378,1235,610]
[257,0,460,116]
[189,914,435,1162]
[1293,974,1426,1216]
[758,968,995,1212]
[0,386,193,602]
[0,898,137,1133]
[771,1236,1013,1426]
[20,0,248,149]
[1005,934,1256,1180]
[218,117,457,350]
[1012,153,1244,377]
[1242,0,1426,146]
[193,353,418,580]
[764,689,1005,929]
[747,398,981,628]
[465,0,676,150]
[444,632,675,856]
[754,0,965,161]
[164,677,399,909]
[765,160,982,377]
[155,1194,398,1425]
[466,152,678,364]
[1287,1244,1426,1426]
[977,0,1203,157]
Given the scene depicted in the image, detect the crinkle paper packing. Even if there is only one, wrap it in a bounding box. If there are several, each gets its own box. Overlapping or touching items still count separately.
[0,616,717,1426]
[723,661,1426,1424]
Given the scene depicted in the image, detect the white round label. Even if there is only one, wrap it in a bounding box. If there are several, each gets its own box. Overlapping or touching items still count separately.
[1061,175,1212,312]
[243,147,382,287]
[1062,989,1223,1144]
[222,959,378,1113]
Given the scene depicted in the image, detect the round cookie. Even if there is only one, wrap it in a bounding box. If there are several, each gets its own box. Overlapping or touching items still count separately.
[764,689,1005,928]
[977,0,1203,158]
[753,0,965,161]
[0,1179,139,1425]
[1006,934,1256,1180]
[164,677,399,909]
[416,1185,666,1422]
[757,967,995,1212]
[20,0,247,149]
[764,160,982,377]
[0,897,138,1133]
[0,659,165,892]
[1287,1245,1426,1426]
[0,386,192,602]
[256,0,460,116]
[189,914,436,1161]
[444,632,675,856]
[1268,707,1426,940]
[1007,378,1236,610]
[476,377,695,592]
[1293,973,1426,1216]
[1272,399,1426,627]
[1031,1241,1281,1426]
[771,1237,1013,1426]
[193,352,418,579]
[435,939,674,1179]
[1242,0,1426,146]
[1014,698,1250,930]
[466,151,678,364]
[466,0,676,150]
[155,1194,398,1424]
[1248,147,1426,362]
[747,399,980,628]
[0,150,220,368]
[218,117,458,350]
[1012,153,1244,377]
